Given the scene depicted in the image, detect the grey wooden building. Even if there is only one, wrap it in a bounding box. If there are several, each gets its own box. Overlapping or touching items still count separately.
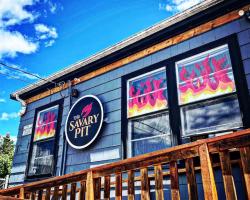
[5,0,250,199]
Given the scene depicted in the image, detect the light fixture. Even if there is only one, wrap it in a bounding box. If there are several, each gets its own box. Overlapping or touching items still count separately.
[239,10,245,16]
[239,8,250,22]
[71,89,79,98]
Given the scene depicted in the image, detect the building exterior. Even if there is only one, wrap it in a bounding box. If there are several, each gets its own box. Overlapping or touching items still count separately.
[6,0,250,199]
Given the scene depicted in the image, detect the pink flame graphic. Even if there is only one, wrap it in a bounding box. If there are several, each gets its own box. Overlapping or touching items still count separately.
[128,78,166,109]
[35,111,56,140]
[81,103,93,117]
[179,55,232,94]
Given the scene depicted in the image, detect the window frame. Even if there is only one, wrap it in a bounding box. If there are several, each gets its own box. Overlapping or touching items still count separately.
[175,44,237,106]
[127,111,172,157]
[25,99,63,181]
[122,64,178,159]
[122,34,250,158]
[170,34,250,138]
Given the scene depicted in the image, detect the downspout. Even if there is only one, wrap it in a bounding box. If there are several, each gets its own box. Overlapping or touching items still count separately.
[60,80,72,175]
[15,94,27,117]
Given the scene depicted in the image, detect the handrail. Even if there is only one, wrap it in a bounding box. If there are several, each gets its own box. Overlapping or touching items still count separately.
[1,128,250,199]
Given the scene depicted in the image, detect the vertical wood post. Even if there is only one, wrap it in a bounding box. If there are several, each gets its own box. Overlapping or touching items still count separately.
[240,146,250,199]
[53,186,59,200]
[127,170,135,200]
[238,162,248,200]
[45,187,51,200]
[79,181,86,200]
[199,143,218,200]
[30,191,36,200]
[140,168,150,200]
[37,189,43,200]
[104,176,111,200]
[70,182,77,200]
[154,165,164,200]
[115,173,122,200]
[62,184,68,200]
[19,187,24,199]
[170,161,180,200]
[219,150,237,200]
[185,158,198,200]
[86,171,95,200]
[94,177,101,200]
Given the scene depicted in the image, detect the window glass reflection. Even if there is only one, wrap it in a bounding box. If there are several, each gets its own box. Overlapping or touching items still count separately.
[128,112,171,156]
[28,140,54,176]
[181,95,242,136]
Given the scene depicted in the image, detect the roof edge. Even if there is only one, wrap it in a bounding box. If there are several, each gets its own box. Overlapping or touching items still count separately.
[11,0,238,100]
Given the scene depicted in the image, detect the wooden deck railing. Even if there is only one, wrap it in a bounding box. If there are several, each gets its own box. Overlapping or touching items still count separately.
[1,129,250,200]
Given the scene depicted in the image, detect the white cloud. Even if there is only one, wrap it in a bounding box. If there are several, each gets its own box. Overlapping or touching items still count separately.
[0,0,36,27]
[159,0,203,12]
[44,39,55,47]
[0,0,39,59]
[0,29,38,58]
[34,23,58,47]
[48,1,57,14]
[0,98,5,103]
[0,0,59,58]
[174,0,202,11]
[0,112,19,121]
[166,5,173,12]
[35,23,58,39]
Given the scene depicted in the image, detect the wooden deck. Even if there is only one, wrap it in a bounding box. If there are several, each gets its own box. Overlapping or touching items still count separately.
[1,129,250,200]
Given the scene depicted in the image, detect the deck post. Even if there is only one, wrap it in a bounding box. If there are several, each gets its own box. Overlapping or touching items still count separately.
[104,176,111,200]
[240,146,250,199]
[140,168,150,200]
[154,164,164,200]
[185,158,198,200]
[219,150,237,200]
[115,173,122,200]
[79,181,86,200]
[127,170,135,200]
[170,161,180,200]
[86,171,95,200]
[199,143,218,200]
[19,187,24,199]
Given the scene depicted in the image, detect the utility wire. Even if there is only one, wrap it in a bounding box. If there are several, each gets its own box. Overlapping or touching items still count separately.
[0,71,46,88]
[0,62,57,86]
[0,62,66,98]
[0,71,34,84]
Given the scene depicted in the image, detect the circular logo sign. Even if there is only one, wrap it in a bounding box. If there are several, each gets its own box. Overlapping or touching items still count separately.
[65,95,103,149]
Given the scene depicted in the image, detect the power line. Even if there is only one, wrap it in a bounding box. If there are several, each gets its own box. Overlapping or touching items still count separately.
[0,71,33,84]
[0,62,57,86]
[0,62,66,98]
[0,71,42,87]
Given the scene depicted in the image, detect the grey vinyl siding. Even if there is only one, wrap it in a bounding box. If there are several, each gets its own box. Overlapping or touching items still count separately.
[9,16,250,199]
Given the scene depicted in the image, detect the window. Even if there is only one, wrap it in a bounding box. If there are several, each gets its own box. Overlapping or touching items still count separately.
[176,44,243,136]
[127,68,172,157]
[27,105,59,177]
[124,38,249,158]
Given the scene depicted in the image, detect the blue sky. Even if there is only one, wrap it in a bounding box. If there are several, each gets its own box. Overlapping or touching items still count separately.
[0,0,202,141]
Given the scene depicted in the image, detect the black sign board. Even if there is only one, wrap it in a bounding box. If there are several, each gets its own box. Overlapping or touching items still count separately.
[65,95,103,149]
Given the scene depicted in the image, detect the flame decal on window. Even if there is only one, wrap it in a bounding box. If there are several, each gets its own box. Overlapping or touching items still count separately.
[34,110,57,141]
[128,70,168,118]
[178,54,235,104]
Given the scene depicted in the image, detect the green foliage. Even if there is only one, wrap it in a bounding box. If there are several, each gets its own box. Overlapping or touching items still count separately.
[0,135,15,178]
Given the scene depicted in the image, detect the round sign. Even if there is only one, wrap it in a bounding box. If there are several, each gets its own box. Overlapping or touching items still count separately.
[65,95,104,149]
